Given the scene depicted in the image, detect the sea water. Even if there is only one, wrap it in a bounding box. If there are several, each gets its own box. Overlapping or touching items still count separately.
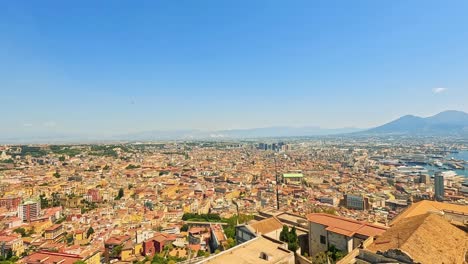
[423,150,468,177]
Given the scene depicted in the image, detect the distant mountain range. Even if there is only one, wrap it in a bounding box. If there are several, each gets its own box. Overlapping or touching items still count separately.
[363,110,468,136]
[2,110,467,143]
[0,127,364,143]
[119,126,363,141]
[122,110,468,139]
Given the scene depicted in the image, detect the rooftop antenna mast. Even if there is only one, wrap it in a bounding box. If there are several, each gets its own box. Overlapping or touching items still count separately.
[274,154,280,210]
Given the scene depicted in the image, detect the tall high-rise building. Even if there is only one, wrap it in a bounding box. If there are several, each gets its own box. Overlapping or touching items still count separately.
[18,199,41,222]
[434,174,444,201]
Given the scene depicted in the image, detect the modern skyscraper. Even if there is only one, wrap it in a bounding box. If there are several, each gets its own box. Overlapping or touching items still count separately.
[434,174,444,201]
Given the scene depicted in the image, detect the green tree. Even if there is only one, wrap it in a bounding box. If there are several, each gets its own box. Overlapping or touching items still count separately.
[180,224,189,232]
[66,234,74,244]
[289,226,297,242]
[288,241,299,252]
[110,245,123,258]
[51,192,61,207]
[5,250,12,260]
[226,237,236,249]
[163,244,173,252]
[327,245,345,261]
[125,164,140,170]
[312,252,329,264]
[39,194,49,208]
[59,156,65,162]
[151,254,167,264]
[86,227,95,238]
[115,188,124,200]
[279,225,289,242]
[279,225,299,252]
[13,228,26,237]
[287,226,299,252]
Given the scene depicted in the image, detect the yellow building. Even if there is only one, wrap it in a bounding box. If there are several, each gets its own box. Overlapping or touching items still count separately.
[44,224,64,241]
[0,236,24,256]
[183,204,191,213]
[30,220,53,234]
[121,248,133,261]
[74,230,89,246]
[121,241,134,261]
[83,250,101,264]
[120,241,143,261]
[75,231,84,241]
[134,242,143,255]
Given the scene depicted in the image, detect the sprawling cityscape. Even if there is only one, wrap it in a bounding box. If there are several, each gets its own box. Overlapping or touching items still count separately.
[0,132,467,264]
[2,1,468,263]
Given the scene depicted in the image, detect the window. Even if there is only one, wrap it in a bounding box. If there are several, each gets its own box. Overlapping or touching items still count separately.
[320,235,326,244]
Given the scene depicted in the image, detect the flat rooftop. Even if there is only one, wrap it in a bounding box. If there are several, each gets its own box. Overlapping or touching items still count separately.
[197,235,292,264]
[282,173,303,178]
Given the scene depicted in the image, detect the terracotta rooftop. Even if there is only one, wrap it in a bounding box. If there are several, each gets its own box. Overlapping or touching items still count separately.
[211,224,227,242]
[248,217,284,235]
[105,235,131,245]
[151,233,177,243]
[24,251,82,264]
[307,213,387,237]
[368,213,467,264]
[0,235,19,242]
[45,224,63,232]
[391,200,468,225]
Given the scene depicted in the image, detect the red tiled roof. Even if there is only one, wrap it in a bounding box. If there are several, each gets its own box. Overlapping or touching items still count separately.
[0,236,19,242]
[45,224,62,232]
[105,235,131,245]
[307,213,387,237]
[151,233,177,243]
[24,251,82,264]
[188,244,201,251]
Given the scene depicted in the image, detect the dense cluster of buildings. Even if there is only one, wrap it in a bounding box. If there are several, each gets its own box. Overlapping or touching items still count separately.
[0,139,466,263]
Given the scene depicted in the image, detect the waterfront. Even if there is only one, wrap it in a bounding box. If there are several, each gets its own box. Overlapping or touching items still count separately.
[423,150,468,177]
[449,150,468,162]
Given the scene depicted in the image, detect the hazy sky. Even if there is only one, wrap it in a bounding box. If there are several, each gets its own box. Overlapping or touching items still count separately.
[1,0,468,137]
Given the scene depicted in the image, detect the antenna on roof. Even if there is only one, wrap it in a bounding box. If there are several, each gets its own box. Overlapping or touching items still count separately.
[274,154,280,210]
[232,199,239,225]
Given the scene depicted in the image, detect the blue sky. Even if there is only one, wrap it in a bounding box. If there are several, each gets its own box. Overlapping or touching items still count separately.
[1,0,468,137]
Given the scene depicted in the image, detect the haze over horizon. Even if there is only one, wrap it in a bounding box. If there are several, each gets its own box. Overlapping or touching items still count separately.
[2,1,468,138]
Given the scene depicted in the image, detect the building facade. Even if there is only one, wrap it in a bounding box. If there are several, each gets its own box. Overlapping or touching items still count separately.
[0,235,24,256]
[434,174,444,200]
[44,224,65,241]
[307,213,387,257]
[345,194,369,210]
[0,197,21,210]
[18,200,41,222]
